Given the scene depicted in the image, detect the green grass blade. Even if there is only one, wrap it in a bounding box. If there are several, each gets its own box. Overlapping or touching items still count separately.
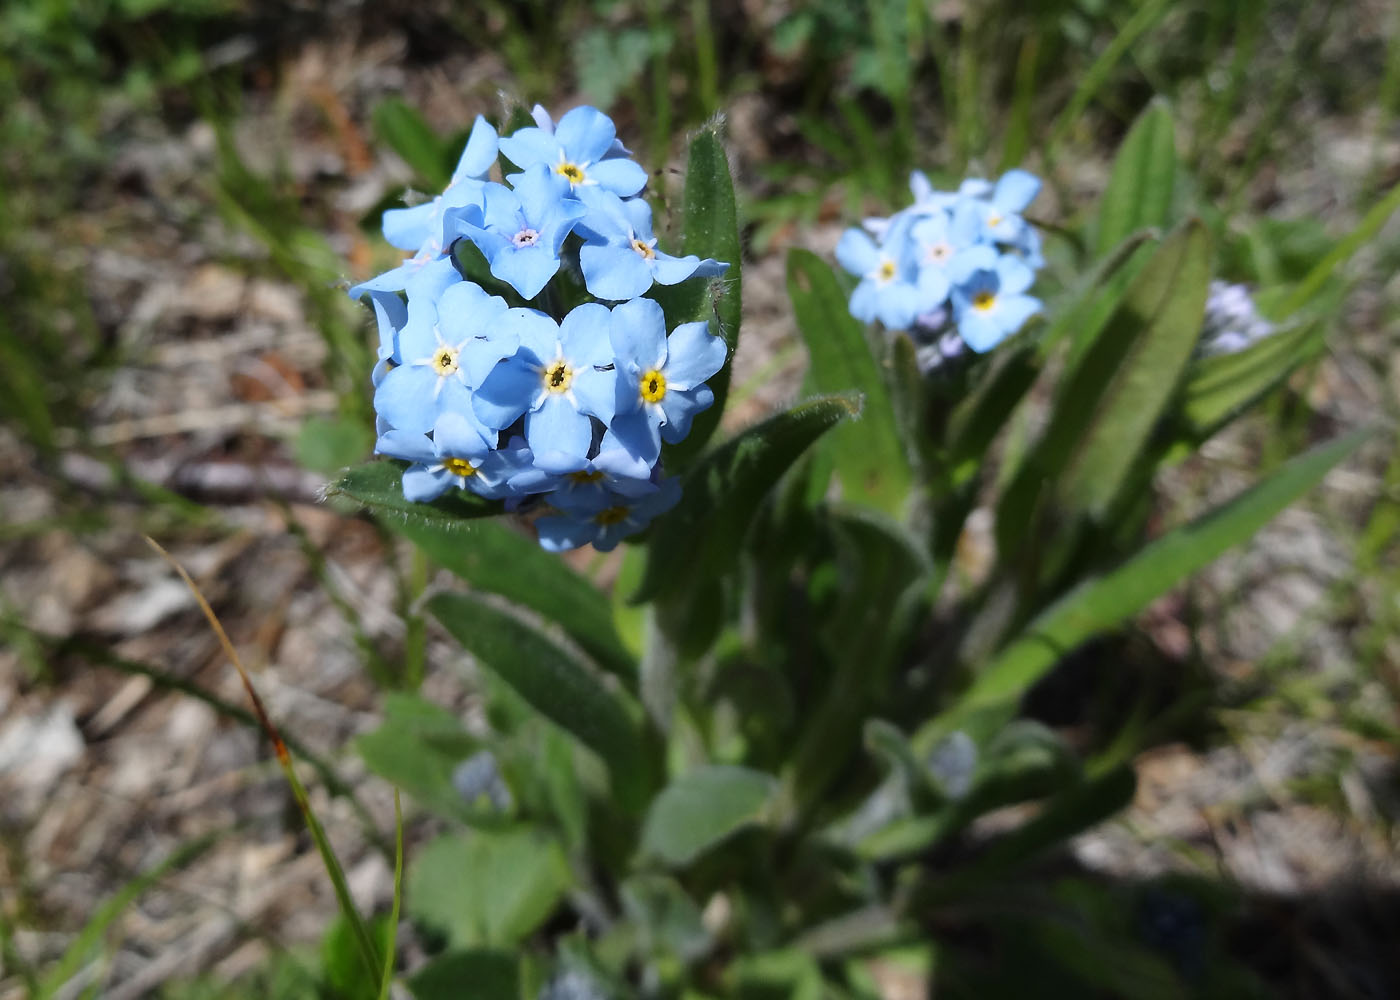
[147,538,382,984]
[1046,0,1172,155]
[36,833,219,999]
[1279,179,1400,316]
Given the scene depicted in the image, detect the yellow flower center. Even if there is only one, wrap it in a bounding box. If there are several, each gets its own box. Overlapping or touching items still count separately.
[442,457,476,478]
[987,213,1003,228]
[594,505,630,526]
[876,259,897,283]
[544,360,573,394]
[639,369,667,403]
[972,291,996,312]
[432,347,459,376]
[567,470,605,484]
[556,161,586,185]
[630,238,656,260]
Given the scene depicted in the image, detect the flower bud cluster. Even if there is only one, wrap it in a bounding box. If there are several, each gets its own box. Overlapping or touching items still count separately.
[353,106,730,551]
[1196,280,1275,357]
[837,169,1045,356]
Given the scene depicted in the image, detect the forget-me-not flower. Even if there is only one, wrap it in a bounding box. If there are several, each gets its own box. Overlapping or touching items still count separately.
[500,105,647,198]
[535,475,682,552]
[836,217,946,330]
[606,298,727,465]
[472,302,617,459]
[949,246,1041,352]
[576,189,728,301]
[446,164,586,300]
[381,115,498,257]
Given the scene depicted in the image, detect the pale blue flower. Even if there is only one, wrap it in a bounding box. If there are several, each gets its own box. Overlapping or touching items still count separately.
[576,189,728,301]
[836,216,947,329]
[445,164,586,300]
[375,411,500,502]
[472,302,616,460]
[499,105,647,198]
[535,475,682,552]
[949,247,1041,352]
[606,298,726,465]
[381,115,498,257]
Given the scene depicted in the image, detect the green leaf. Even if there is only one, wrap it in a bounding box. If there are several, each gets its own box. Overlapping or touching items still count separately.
[637,394,861,604]
[999,222,1211,550]
[371,98,451,190]
[427,592,651,809]
[654,124,743,464]
[354,693,482,823]
[392,518,636,685]
[1055,221,1212,518]
[620,875,711,961]
[406,828,571,949]
[325,460,504,527]
[639,765,779,866]
[944,428,1370,740]
[787,249,911,516]
[322,915,394,1000]
[1095,100,1176,256]
[408,950,519,1000]
[1180,318,1326,436]
[295,415,374,476]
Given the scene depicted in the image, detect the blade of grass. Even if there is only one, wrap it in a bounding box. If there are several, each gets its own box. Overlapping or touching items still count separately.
[36,832,220,999]
[0,899,40,996]
[1279,178,1400,317]
[377,790,403,1000]
[1045,0,1172,158]
[144,535,381,983]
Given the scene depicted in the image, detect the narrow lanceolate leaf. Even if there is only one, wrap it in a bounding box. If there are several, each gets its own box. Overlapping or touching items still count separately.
[428,592,651,809]
[372,98,452,190]
[1280,177,1400,317]
[938,429,1369,743]
[636,394,861,604]
[640,765,779,866]
[1095,100,1177,256]
[1180,318,1326,437]
[787,249,912,516]
[1000,221,1210,548]
[325,461,504,529]
[392,518,636,685]
[656,124,743,463]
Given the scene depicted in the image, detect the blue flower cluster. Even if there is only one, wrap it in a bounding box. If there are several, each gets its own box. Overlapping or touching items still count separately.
[836,169,1045,355]
[1196,281,1275,357]
[352,105,729,551]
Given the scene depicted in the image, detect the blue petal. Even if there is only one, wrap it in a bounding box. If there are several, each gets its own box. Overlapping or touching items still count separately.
[554,105,618,163]
[375,428,436,464]
[436,282,507,343]
[433,411,492,460]
[491,245,560,300]
[473,355,539,430]
[650,252,702,286]
[574,187,632,242]
[996,293,1041,334]
[661,320,726,390]
[526,395,593,459]
[559,302,616,368]
[498,129,559,171]
[580,243,652,300]
[948,245,999,284]
[848,280,881,323]
[609,297,668,370]
[875,283,920,330]
[403,466,451,502]
[536,512,601,552]
[916,267,951,308]
[835,228,880,276]
[659,385,714,443]
[571,366,619,424]
[996,255,1035,295]
[455,116,499,181]
[374,366,443,434]
[957,310,1005,353]
[609,407,661,466]
[382,202,437,252]
[994,169,1041,213]
[621,197,655,240]
[504,308,561,364]
[588,157,648,198]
